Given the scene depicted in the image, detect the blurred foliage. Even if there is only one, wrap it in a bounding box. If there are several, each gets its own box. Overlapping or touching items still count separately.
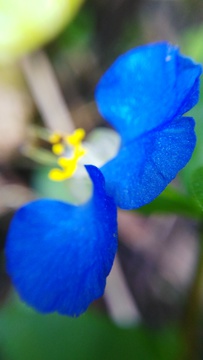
[139,186,202,219]
[53,5,95,52]
[179,67,203,189]
[190,167,203,211]
[0,296,182,360]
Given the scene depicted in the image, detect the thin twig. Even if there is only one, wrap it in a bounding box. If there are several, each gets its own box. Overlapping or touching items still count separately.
[105,255,140,326]
[21,51,75,133]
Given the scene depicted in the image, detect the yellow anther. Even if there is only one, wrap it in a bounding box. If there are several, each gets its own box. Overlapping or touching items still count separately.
[52,143,64,155]
[58,157,72,167]
[49,166,76,181]
[74,144,86,158]
[48,128,87,182]
[49,169,67,181]
[65,128,86,146]
[49,132,62,144]
[49,156,78,181]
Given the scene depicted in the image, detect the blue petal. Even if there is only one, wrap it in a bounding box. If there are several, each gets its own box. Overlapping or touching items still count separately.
[95,42,202,143]
[101,116,196,209]
[6,166,117,317]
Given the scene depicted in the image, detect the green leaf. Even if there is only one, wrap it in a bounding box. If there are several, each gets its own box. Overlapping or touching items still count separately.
[181,25,203,64]
[179,83,203,188]
[179,31,203,188]
[0,296,182,360]
[139,186,202,219]
[190,167,203,210]
[55,6,95,51]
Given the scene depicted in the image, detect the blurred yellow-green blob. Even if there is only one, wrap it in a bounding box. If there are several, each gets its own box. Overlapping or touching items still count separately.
[0,0,84,62]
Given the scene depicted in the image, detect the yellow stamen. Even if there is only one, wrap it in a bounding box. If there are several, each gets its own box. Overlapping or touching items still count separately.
[52,143,64,155]
[65,128,86,146]
[49,160,77,181]
[49,132,61,144]
[74,144,86,158]
[48,128,87,182]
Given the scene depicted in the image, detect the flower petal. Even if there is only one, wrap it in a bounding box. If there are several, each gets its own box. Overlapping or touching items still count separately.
[95,42,201,143]
[6,166,117,316]
[101,116,196,209]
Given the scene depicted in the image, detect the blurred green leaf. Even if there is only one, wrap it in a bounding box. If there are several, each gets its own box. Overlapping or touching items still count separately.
[190,167,203,210]
[55,6,95,51]
[179,80,203,188]
[0,296,182,360]
[139,186,202,219]
[181,25,203,64]
[179,29,203,189]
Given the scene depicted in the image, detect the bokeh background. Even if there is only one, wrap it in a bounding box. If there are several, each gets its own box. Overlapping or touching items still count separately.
[0,0,203,359]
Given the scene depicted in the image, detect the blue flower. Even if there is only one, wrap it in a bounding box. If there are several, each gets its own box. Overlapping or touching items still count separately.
[6,166,117,316]
[5,42,202,317]
[96,41,202,208]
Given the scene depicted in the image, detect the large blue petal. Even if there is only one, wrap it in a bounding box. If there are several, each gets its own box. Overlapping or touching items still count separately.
[6,166,117,317]
[101,116,196,209]
[95,42,201,143]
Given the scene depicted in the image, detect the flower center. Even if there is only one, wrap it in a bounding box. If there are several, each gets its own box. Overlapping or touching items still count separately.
[48,128,87,181]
